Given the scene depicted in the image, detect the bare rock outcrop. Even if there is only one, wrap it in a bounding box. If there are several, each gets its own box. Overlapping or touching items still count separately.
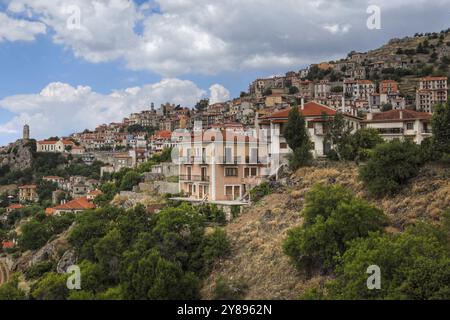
[0,139,35,171]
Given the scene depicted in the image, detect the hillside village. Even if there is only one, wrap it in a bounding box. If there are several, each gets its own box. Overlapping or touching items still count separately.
[0,29,450,300]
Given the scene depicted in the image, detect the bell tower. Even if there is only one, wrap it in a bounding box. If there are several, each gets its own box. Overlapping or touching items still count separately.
[23,124,30,141]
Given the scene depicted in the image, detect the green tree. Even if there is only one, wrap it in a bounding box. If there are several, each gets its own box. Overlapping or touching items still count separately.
[289,86,299,95]
[283,184,387,275]
[31,272,69,300]
[0,275,26,300]
[359,140,422,197]
[323,112,353,161]
[283,105,313,169]
[195,99,209,112]
[19,220,50,251]
[327,222,450,300]
[432,101,450,154]
[119,171,142,191]
[202,228,231,272]
[94,228,124,282]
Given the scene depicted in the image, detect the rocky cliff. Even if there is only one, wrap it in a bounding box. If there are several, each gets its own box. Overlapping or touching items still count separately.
[0,139,35,172]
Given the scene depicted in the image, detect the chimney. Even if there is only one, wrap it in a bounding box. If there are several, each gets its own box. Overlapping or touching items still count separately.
[367,113,373,121]
[399,110,403,120]
[301,97,305,110]
[341,95,345,113]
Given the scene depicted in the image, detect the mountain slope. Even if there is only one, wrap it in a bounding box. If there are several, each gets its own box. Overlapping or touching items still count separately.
[201,163,450,300]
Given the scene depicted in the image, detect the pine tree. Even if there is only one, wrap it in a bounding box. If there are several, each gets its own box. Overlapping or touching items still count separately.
[432,100,450,154]
[283,105,312,169]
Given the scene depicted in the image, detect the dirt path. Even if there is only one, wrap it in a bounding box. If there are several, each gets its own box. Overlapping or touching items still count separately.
[0,258,11,285]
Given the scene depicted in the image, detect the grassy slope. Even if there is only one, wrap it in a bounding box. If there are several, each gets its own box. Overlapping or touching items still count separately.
[201,162,450,300]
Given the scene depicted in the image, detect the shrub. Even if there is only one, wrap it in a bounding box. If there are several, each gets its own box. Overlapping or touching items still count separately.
[0,275,26,300]
[359,140,422,197]
[213,277,248,300]
[250,182,272,203]
[283,184,387,275]
[25,261,55,280]
[327,222,450,300]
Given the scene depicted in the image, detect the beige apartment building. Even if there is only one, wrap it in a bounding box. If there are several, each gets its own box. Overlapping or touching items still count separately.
[19,185,39,203]
[416,77,448,113]
[177,130,270,203]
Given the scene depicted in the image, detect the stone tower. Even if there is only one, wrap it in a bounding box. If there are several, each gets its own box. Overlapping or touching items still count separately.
[23,124,30,140]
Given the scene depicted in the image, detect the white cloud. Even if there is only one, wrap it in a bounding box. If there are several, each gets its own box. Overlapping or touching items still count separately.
[0,12,46,42]
[0,79,206,140]
[323,23,351,35]
[3,0,450,76]
[209,84,230,105]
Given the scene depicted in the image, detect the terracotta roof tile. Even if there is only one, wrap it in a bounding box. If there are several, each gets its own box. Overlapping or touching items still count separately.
[53,197,96,211]
[364,109,432,122]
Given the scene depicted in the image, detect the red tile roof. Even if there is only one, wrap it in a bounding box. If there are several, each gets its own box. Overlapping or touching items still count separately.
[2,241,14,249]
[261,102,337,119]
[43,176,64,180]
[52,197,96,211]
[18,185,37,189]
[37,140,58,145]
[87,190,103,196]
[364,109,432,122]
[154,130,172,139]
[420,76,447,81]
[7,204,24,210]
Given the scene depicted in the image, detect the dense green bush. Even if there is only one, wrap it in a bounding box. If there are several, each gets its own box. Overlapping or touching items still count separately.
[0,275,26,300]
[65,203,230,300]
[359,140,422,197]
[283,184,387,275]
[19,213,75,251]
[25,261,55,280]
[249,182,272,203]
[327,221,450,299]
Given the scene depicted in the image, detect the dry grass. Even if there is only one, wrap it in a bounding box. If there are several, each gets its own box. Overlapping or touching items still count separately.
[201,162,449,300]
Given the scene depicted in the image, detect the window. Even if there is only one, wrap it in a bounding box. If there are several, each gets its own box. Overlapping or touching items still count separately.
[225,167,238,177]
[225,186,233,197]
[307,122,314,129]
[250,148,258,163]
[225,147,233,163]
[406,122,414,130]
[280,142,288,149]
[244,167,258,177]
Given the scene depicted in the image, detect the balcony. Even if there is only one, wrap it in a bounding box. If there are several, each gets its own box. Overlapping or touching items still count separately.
[220,156,242,165]
[377,128,404,135]
[179,156,210,164]
[179,175,210,182]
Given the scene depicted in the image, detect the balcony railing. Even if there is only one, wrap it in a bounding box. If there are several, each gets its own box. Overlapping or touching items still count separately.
[220,156,242,164]
[179,175,210,182]
[377,128,404,135]
[179,156,210,164]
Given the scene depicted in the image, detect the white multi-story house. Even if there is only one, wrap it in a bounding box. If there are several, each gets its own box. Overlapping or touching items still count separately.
[362,109,432,144]
[257,101,361,168]
[344,80,375,100]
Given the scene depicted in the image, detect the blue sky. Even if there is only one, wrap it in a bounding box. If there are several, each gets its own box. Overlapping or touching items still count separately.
[1,0,449,145]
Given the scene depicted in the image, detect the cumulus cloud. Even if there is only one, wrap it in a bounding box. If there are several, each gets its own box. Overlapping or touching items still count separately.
[209,84,230,105]
[5,0,450,76]
[0,79,206,140]
[0,12,46,42]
